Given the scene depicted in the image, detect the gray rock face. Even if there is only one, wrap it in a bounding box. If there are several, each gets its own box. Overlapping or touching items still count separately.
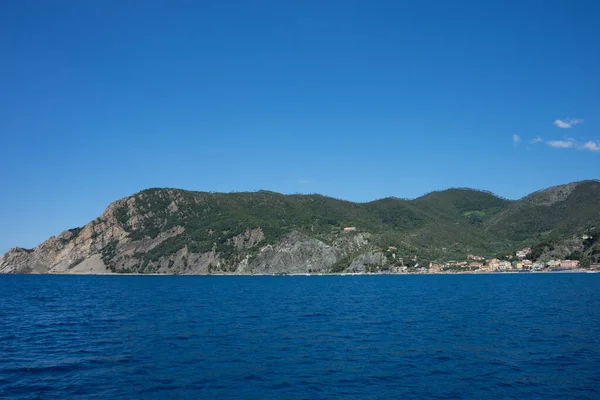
[247,232,337,274]
[0,195,159,274]
[523,182,579,206]
[347,252,386,273]
[0,197,377,274]
[231,228,265,251]
[103,231,374,275]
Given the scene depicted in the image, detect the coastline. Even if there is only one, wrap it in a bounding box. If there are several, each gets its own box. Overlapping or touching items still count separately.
[4,269,597,276]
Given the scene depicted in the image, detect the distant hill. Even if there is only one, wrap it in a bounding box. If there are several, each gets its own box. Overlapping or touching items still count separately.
[2,180,599,274]
[485,181,600,242]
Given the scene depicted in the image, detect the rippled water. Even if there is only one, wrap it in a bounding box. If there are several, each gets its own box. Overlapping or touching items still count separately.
[0,274,599,399]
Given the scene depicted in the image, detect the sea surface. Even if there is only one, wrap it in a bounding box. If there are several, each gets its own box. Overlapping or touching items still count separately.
[0,274,599,399]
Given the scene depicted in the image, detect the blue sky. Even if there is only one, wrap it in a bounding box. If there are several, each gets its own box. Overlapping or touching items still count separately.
[1,0,599,253]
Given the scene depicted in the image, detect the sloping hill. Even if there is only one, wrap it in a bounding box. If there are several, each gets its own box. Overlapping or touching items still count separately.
[485,180,600,242]
[1,181,599,274]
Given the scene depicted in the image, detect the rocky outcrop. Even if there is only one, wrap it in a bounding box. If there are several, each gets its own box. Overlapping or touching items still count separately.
[347,251,386,273]
[0,195,184,274]
[245,231,337,274]
[523,183,580,207]
[0,212,126,274]
[230,228,265,251]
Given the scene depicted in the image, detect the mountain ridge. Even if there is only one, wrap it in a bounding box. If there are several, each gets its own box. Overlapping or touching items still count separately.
[2,180,599,274]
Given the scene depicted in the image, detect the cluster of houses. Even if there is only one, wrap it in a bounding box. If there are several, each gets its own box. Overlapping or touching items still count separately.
[387,247,586,274]
[457,257,581,272]
[342,227,596,273]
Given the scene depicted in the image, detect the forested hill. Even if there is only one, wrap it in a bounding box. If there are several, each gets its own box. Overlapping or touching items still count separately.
[1,180,599,274]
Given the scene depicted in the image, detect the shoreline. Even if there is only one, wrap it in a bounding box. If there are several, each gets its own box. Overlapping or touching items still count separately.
[5,270,597,276]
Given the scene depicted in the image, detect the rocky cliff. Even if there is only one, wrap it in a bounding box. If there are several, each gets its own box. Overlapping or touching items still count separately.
[0,190,381,274]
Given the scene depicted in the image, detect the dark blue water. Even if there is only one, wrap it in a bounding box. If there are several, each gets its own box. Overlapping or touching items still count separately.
[1,275,599,399]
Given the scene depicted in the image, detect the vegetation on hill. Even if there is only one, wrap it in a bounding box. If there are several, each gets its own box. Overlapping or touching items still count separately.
[4,180,598,274]
[485,180,600,242]
[95,180,600,271]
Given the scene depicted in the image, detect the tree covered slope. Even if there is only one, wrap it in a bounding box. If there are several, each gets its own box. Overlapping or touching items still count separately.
[1,180,598,274]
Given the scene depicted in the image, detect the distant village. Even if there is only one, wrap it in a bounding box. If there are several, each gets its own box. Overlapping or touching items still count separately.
[387,247,598,274]
[342,226,600,274]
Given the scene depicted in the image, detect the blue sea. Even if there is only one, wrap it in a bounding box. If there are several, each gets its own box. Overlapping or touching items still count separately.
[0,274,599,399]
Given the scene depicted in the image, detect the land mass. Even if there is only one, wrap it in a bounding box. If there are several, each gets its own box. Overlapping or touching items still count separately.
[2,180,600,275]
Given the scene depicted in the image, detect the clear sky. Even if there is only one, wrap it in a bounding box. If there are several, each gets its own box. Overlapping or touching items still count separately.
[1,0,599,253]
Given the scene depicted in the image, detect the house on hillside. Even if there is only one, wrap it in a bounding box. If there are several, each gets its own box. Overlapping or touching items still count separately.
[516,248,532,260]
[343,227,356,232]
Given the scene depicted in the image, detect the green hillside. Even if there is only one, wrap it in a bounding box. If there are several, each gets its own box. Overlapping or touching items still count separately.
[104,180,599,268]
[6,180,598,274]
[485,180,600,242]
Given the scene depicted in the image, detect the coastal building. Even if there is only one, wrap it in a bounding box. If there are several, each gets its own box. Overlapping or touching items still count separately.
[429,263,443,273]
[479,263,494,272]
[532,262,545,270]
[547,260,561,269]
[487,258,501,271]
[467,254,485,261]
[560,260,580,269]
[516,261,524,270]
[469,262,483,270]
[498,261,511,270]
